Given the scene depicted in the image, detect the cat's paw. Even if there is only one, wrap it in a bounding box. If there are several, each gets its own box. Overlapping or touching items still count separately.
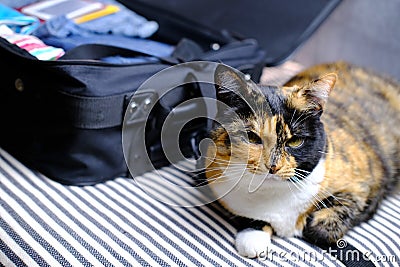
[235,228,271,258]
[303,208,349,245]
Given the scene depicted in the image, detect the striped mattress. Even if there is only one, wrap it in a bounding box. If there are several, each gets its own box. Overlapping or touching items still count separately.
[0,147,399,267]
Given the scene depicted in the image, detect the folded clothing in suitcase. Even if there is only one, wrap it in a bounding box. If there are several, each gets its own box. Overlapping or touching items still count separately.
[0,0,339,185]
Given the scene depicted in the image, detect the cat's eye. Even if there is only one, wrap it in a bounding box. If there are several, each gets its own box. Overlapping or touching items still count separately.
[246,131,262,144]
[286,136,304,148]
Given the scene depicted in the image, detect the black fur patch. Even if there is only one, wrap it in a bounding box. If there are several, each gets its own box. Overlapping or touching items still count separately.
[260,85,327,174]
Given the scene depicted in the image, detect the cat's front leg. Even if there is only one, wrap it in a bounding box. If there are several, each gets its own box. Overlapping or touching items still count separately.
[236,225,273,258]
[302,194,362,246]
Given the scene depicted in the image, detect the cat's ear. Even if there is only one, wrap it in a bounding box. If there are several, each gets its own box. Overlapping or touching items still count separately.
[289,73,337,112]
[214,64,252,107]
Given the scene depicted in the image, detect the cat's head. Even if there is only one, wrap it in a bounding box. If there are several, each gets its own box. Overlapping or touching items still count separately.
[210,64,336,181]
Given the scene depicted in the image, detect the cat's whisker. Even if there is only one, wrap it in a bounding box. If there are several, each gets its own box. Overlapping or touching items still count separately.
[202,157,249,166]
[290,109,297,126]
[296,112,320,125]
[210,167,247,175]
[286,180,299,201]
[199,165,247,172]
[204,162,249,169]
[317,186,352,214]
[292,111,306,126]
[294,168,311,174]
[295,178,350,214]
[309,192,348,225]
[288,177,304,191]
[204,166,247,173]
[194,165,248,175]
[289,178,325,210]
[202,169,245,179]
[205,177,236,184]
[317,150,341,157]
[291,176,352,216]
[291,177,323,209]
[201,156,233,162]
[201,156,236,163]
[293,172,308,179]
[293,170,310,179]
[206,174,246,185]
[291,177,329,210]
[313,195,329,210]
[276,172,295,178]
[196,173,231,183]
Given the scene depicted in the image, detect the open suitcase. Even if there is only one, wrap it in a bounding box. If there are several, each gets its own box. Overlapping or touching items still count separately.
[0,0,341,185]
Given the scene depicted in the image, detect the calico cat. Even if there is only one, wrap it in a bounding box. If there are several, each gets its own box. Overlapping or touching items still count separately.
[205,62,400,258]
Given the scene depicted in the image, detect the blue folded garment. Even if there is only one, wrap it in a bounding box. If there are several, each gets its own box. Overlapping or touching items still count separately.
[77,2,159,38]
[0,0,37,9]
[41,34,174,58]
[0,3,39,34]
[33,0,158,39]
[101,56,160,64]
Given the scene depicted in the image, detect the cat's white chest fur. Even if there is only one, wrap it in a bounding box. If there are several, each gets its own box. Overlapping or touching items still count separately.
[210,159,325,237]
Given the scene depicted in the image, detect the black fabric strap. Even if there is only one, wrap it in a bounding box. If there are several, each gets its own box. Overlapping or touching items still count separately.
[58,91,129,129]
[60,44,180,65]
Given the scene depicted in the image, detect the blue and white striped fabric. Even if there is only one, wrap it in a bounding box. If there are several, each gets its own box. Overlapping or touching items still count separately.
[0,147,399,267]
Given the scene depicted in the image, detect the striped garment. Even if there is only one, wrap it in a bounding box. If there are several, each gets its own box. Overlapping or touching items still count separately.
[0,33,64,60]
[0,147,399,267]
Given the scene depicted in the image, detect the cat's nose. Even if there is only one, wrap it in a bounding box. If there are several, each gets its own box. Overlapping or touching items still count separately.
[269,165,280,174]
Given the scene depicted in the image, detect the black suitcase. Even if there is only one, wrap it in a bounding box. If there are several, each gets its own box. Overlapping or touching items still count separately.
[0,0,341,185]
